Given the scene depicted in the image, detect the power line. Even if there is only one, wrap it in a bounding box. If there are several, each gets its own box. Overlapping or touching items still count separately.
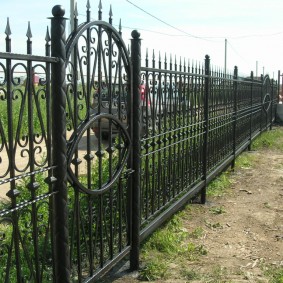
[125,0,283,41]
[125,0,215,42]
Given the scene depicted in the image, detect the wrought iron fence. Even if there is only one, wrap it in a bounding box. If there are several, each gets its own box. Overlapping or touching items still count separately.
[0,2,279,282]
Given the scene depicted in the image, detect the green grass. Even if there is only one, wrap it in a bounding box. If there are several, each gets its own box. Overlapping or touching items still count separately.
[207,172,232,197]
[252,127,283,151]
[139,126,283,282]
[265,266,283,283]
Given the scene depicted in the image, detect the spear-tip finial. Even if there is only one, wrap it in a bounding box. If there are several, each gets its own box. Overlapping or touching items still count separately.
[99,0,102,11]
[109,5,113,18]
[87,0,91,10]
[45,26,51,42]
[5,17,12,36]
[26,21,32,39]
[75,2,78,18]
[119,19,122,32]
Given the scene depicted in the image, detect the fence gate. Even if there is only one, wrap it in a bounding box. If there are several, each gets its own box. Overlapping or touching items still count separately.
[52,5,133,281]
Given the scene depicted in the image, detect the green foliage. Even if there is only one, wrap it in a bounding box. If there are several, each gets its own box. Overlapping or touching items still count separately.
[236,152,254,169]
[210,206,226,215]
[188,227,204,238]
[180,268,200,281]
[252,127,283,151]
[139,258,169,281]
[0,85,48,139]
[265,267,283,283]
[207,172,232,197]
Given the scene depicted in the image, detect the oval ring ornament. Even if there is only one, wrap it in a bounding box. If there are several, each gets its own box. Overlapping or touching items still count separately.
[263,92,271,113]
[67,113,131,195]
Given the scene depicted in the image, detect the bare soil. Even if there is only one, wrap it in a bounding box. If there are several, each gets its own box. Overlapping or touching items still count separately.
[108,145,283,282]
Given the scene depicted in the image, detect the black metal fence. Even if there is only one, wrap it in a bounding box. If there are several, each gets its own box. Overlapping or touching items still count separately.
[0,2,278,282]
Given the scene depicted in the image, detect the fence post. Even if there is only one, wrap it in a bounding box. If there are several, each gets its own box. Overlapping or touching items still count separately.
[130,30,141,270]
[201,55,210,204]
[50,5,70,282]
[248,71,253,151]
[260,75,264,132]
[232,66,238,168]
[270,78,274,130]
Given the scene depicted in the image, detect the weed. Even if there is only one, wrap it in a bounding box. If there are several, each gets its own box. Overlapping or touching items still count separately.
[181,268,200,280]
[139,259,169,281]
[252,127,283,151]
[205,220,223,229]
[207,172,232,197]
[235,153,254,169]
[265,266,283,283]
[188,227,204,239]
[210,206,226,215]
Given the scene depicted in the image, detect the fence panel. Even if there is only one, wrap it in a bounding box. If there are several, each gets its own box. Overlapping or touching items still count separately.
[0,22,56,282]
[0,4,280,281]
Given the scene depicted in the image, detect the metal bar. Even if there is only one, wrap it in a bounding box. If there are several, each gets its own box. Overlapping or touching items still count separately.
[201,55,210,204]
[232,66,238,167]
[0,52,58,62]
[50,5,70,283]
[130,29,141,271]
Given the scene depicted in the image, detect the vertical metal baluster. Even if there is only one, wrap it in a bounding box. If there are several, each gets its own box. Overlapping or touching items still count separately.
[72,3,83,280]
[44,26,57,282]
[151,50,156,215]
[201,55,210,204]
[270,78,274,130]
[232,66,238,168]
[5,17,22,283]
[108,5,114,261]
[26,21,41,282]
[145,48,149,219]
[96,0,105,268]
[248,71,253,151]
[168,54,173,199]
[156,52,161,210]
[117,19,123,253]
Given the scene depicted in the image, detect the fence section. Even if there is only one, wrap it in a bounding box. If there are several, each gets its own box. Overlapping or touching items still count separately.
[0,22,57,282]
[138,51,278,242]
[0,3,279,282]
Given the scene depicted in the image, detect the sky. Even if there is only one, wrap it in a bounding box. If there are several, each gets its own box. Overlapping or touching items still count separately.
[0,0,283,78]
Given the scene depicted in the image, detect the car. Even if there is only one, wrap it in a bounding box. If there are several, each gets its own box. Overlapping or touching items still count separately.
[91,81,128,140]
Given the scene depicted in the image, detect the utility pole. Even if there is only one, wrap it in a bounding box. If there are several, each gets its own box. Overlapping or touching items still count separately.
[224,38,227,77]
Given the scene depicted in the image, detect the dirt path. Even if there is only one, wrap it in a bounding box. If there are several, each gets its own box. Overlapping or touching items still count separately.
[108,147,283,282]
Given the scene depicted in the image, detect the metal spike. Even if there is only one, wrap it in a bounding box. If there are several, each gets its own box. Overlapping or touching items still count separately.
[153,49,155,60]
[119,19,122,32]
[45,26,50,42]
[146,48,148,58]
[5,17,11,36]
[109,5,113,18]
[26,21,32,39]
[98,0,102,20]
[75,3,78,18]
[159,51,161,61]
[170,54,172,64]
[86,0,91,10]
